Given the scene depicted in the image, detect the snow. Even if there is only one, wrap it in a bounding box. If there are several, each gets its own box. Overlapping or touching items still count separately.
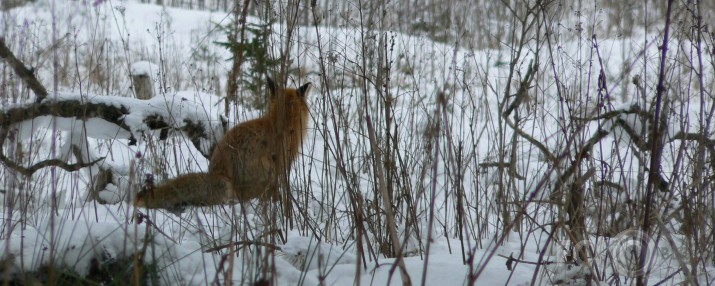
[0,0,711,285]
[0,205,143,277]
[130,61,160,77]
[281,235,357,271]
[9,91,224,155]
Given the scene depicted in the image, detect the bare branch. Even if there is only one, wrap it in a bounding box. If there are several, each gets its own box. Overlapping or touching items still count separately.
[0,151,105,177]
[0,37,49,102]
[203,240,282,253]
[503,115,556,163]
[570,104,650,123]
[503,60,537,117]
[552,128,610,193]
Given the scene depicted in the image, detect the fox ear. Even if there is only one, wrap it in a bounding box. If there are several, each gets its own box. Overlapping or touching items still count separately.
[266,76,277,96]
[298,82,312,97]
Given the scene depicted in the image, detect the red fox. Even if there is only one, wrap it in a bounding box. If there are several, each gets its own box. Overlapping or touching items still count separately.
[135,77,311,211]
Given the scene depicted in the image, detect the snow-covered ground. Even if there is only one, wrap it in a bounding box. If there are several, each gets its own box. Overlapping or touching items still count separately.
[1,0,714,285]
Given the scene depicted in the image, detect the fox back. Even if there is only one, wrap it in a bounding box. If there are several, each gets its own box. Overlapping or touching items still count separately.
[209,78,311,201]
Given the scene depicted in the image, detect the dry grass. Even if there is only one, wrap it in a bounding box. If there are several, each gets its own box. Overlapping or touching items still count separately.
[1,0,714,285]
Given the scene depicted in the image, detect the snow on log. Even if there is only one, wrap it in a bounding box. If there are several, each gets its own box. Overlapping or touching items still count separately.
[0,91,227,158]
[130,61,158,100]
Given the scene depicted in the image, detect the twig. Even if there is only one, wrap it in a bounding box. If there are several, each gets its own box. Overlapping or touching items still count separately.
[135,211,178,245]
[639,0,675,285]
[362,80,411,285]
[497,253,559,269]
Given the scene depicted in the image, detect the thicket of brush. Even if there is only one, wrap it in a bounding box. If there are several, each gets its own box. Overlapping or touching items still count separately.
[1,0,714,285]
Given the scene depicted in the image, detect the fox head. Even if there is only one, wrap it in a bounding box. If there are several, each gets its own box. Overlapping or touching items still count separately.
[266,76,311,123]
[264,76,312,162]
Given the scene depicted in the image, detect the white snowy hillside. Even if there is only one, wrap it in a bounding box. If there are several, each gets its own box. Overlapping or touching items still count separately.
[1,0,714,285]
